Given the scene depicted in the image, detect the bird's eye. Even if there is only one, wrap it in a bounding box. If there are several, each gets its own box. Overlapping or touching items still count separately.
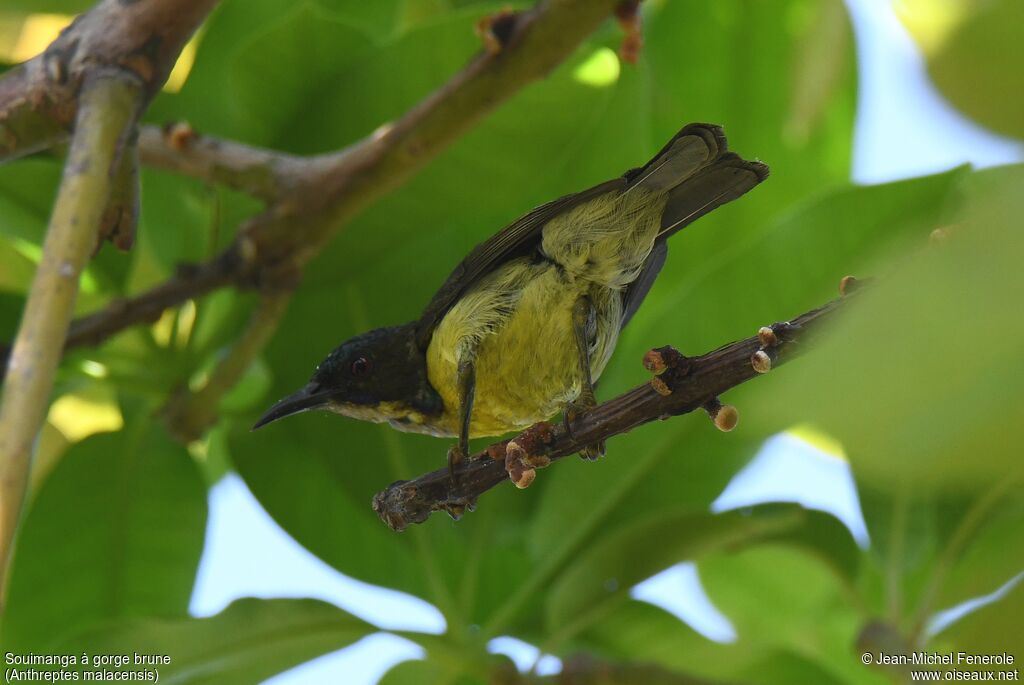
[350,356,372,377]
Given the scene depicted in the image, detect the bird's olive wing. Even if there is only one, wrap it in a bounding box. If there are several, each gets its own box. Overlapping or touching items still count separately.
[413,123,736,350]
[414,178,625,349]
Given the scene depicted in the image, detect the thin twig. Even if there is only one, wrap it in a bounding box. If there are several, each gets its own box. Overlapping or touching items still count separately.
[373,295,850,531]
[0,73,142,603]
[163,292,292,442]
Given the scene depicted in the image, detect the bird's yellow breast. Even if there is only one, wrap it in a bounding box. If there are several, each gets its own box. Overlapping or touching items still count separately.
[426,259,620,437]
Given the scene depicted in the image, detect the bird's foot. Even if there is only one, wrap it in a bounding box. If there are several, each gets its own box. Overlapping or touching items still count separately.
[447,443,466,485]
[563,394,605,461]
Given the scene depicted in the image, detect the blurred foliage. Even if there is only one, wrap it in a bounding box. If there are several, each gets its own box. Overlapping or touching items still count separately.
[0,0,1021,684]
[899,0,1024,139]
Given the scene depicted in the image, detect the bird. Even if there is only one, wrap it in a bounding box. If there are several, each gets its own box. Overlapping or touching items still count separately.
[254,123,768,477]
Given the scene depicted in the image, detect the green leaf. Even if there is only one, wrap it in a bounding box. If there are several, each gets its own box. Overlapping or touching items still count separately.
[577,600,760,679]
[732,651,856,685]
[0,237,35,293]
[52,598,377,685]
[700,546,888,685]
[750,165,1024,494]
[577,600,866,685]
[230,419,443,605]
[934,493,1024,615]
[931,575,1024,656]
[227,4,375,150]
[544,505,852,633]
[0,1,92,15]
[378,659,447,685]
[1,424,207,650]
[640,0,856,266]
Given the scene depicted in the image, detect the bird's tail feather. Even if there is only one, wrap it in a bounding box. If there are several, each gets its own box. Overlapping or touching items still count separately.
[658,153,768,239]
[625,123,769,240]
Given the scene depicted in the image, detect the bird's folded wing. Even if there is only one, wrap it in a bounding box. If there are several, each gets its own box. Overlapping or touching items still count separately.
[414,123,730,350]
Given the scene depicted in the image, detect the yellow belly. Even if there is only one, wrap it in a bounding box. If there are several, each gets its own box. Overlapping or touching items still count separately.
[425,260,620,437]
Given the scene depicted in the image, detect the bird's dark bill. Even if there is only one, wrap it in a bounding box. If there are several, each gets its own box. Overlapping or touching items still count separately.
[252,384,333,430]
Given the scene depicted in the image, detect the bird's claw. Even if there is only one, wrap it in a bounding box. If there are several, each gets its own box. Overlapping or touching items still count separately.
[447,444,466,484]
[563,395,605,461]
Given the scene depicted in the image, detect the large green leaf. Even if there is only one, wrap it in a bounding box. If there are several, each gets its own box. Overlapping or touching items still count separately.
[933,493,1024,616]
[378,659,448,685]
[545,505,844,632]
[0,0,92,14]
[931,575,1024,656]
[749,164,1024,494]
[49,598,376,685]
[577,600,761,680]
[227,5,376,150]
[699,546,887,685]
[1,424,207,651]
[577,595,871,685]
[638,0,856,272]
[546,504,860,638]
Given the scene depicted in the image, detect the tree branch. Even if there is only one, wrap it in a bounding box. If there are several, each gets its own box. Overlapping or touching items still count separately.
[0,73,142,602]
[137,124,307,203]
[0,0,220,601]
[373,293,854,531]
[0,0,220,163]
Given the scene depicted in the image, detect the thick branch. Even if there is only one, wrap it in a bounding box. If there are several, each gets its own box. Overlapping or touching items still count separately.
[65,248,242,350]
[137,124,308,203]
[0,0,219,163]
[0,74,142,600]
[373,295,849,531]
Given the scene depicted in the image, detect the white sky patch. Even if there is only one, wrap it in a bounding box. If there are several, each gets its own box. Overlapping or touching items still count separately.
[488,636,562,676]
[712,433,870,547]
[191,474,447,634]
[844,0,1023,184]
[265,634,424,685]
[631,562,737,643]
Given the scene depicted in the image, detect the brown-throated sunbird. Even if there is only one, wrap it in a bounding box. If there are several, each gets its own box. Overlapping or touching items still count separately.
[254,124,768,477]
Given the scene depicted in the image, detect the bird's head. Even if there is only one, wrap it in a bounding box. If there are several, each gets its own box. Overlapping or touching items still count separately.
[253,323,443,431]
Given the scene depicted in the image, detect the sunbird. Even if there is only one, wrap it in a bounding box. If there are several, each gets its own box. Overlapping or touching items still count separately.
[254,124,768,475]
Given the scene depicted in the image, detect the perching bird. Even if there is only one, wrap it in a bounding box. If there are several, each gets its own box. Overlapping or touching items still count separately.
[254,123,768,475]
